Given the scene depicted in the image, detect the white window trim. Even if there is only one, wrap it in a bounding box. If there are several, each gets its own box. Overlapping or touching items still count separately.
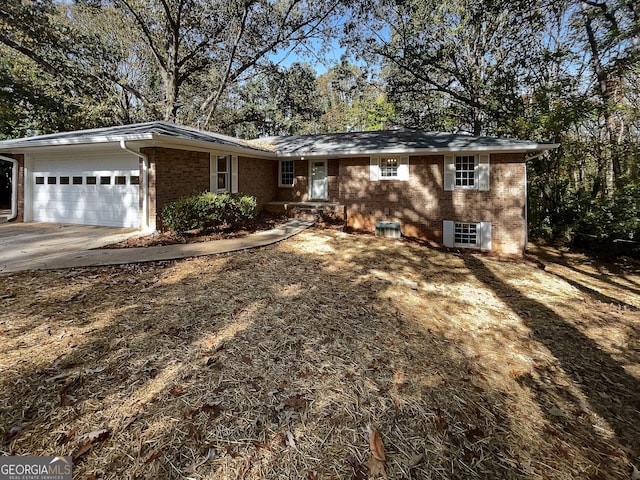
[370,156,409,181]
[279,159,295,188]
[454,154,478,190]
[210,153,237,193]
[443,220,492,250]
[212,155,230,193]
[444,153,490,191]
[453,221,480,248]
[380,156,400,179]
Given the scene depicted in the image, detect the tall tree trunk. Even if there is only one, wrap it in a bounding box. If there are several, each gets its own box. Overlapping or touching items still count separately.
[581,1,622,189]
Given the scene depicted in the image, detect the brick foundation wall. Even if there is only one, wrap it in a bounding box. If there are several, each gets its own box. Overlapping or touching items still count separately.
[142,147,210,230]
[238,156,277,208]
[339,153,527,255]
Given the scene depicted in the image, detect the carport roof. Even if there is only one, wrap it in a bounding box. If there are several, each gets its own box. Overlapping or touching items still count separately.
[0,121,271,154]
[259,129,559,157]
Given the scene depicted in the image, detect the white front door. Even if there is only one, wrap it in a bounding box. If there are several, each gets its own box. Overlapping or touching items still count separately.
[310,160,327,200]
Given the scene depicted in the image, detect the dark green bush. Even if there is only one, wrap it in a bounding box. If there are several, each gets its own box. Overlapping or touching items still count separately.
[161,192,257,234]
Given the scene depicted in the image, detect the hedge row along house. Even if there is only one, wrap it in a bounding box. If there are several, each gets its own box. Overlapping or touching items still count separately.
[0,122,558,255]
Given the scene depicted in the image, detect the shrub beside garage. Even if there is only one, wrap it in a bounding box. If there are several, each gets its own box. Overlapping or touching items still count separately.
[161,192,257,235]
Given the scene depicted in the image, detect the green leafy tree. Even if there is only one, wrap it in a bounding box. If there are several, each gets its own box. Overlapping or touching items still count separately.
[317,61,396,132]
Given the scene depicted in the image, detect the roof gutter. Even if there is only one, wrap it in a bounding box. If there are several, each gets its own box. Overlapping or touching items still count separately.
[273,143,561,158]
[0,154,19,221]
[119,141,152,232]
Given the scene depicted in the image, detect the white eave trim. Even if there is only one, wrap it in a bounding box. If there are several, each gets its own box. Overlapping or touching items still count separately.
[0,133,155,149]
[274,143,560,158]
[0,133,277,159]
[0,133,558,160]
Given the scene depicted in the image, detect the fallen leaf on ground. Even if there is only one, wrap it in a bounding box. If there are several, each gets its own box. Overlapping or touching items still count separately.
[56,427,77,446]
[144,450,163,464]
[169,385,184,397]
[59,393,74,407]
[409,453,424,467]
[369,428,385,462]
[367,454,387,479]
[80,429,109,443]
[284,394,307,410]
[287,430,296,449]
[73,429,110,461]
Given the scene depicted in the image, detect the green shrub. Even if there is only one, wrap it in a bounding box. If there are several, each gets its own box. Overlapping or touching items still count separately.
[161,192,257,234]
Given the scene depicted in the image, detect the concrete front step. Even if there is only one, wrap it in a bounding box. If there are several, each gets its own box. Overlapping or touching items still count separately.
[265,202,346,222]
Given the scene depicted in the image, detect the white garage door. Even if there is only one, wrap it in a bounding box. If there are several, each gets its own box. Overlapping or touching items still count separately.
[32,155,140,228]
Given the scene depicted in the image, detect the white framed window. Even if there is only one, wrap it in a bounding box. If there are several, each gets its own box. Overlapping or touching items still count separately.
[370,156,409,181]
[454,222,478,247]
[210,154,238,193]
[216,155,229,192]
[443,220,492,250]
[380,157,399,178]
[279,159,294,187]
[444,154,490,191]
[455,155,476,188]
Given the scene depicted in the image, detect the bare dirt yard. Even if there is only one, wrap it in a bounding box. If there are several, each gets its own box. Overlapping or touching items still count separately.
[1,228,639,479]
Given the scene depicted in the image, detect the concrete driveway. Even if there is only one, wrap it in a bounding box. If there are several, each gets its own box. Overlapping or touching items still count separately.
[0,222,142,273]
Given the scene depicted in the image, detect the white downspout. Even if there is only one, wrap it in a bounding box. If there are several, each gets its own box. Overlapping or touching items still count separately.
[119,140,151,232]
[0,154,19,221]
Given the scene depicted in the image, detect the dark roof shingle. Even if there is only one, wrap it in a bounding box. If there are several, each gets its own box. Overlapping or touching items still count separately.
[259,129,557,156]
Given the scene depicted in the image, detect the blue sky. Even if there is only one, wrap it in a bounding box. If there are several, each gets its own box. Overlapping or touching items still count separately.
[268,37,348,74]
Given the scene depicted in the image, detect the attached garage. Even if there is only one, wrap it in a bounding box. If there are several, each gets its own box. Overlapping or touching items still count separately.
[31,153,140,228]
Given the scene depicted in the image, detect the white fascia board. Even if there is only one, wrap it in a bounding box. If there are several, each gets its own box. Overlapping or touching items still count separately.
[149,134,276,159]
[0,133,155,150]
[274,143,560,159]
[0,133,277,159]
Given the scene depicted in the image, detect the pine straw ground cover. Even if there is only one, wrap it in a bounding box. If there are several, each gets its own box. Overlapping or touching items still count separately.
[1,228,639,480]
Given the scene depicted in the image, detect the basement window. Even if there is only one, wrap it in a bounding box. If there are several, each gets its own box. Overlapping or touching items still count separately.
[454,222,478,247]
[443,220,492,250]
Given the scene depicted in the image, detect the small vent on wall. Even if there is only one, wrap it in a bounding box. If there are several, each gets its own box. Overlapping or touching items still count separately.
[375,221,402,238]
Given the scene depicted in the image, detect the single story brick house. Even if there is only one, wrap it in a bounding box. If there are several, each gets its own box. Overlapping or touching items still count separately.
[0,121,557,255]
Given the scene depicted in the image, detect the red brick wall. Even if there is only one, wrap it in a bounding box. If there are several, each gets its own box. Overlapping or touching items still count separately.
[339,153,527,255]
[277,158,339,202]
[142,147,210,230]
[238,156,277,208]
[277,159,308,201]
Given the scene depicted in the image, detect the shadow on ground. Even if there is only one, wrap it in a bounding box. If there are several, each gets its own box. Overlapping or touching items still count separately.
[1,231,637,479]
